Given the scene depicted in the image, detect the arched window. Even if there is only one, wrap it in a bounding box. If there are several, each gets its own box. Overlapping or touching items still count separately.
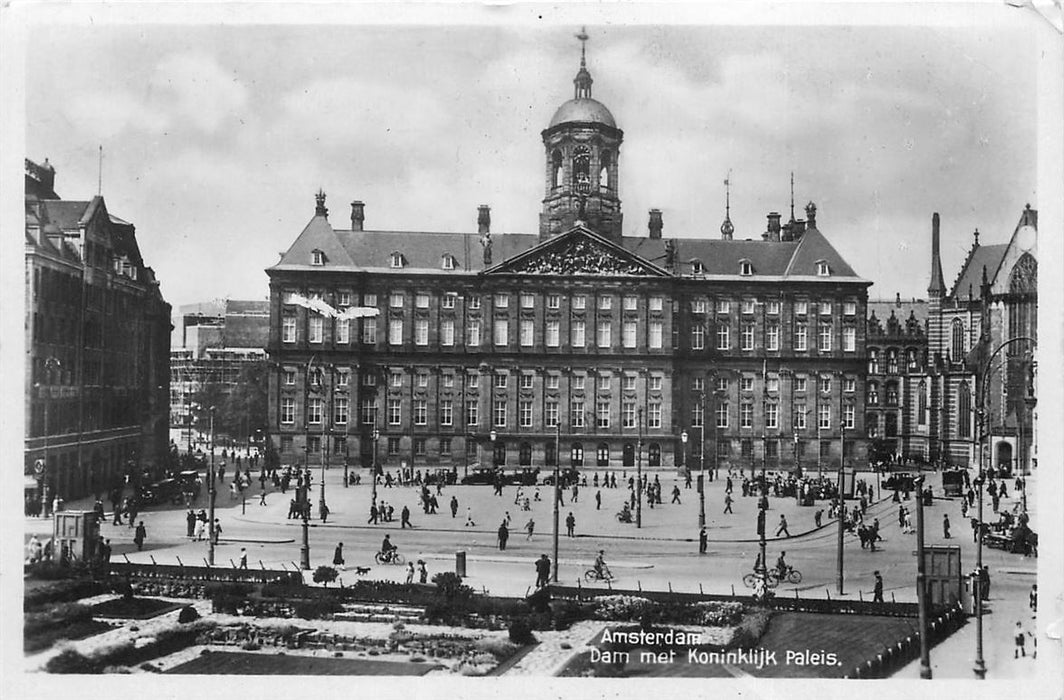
[551,149,563,188]
[622,443,635,467]
[570,443,584,467]
[887,349,899,374]
[958,383,971,438]
[868,349,879,374]
[648,443,661,467]
[918,380,927,425]
[599,151,612,190]
[906,348,918,372]
[519,442,533,466]
[573,145,591,195]
[597,443,610,467]
[1008,253,1037,345]
[867,382,879,405]
[951,319,965,361]
[885,381,899,406]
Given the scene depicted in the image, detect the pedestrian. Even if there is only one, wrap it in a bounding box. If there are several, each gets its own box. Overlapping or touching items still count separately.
[418,559,428,584]
[401,505,412,528]
[1015,621,1028,658]
[565,511,576,537]
[572,484,579,503]
[724,493,734,514]
[595,490,602,510]
[450,495,459,518]
[776,514,790,538]
[1030,584,1038,612]
[133,521,146,551]
[535,554,551,588]
[504,510,512,527]
[211,518,222,545]
[333,542,345,570]
[814,509,823,528]
[498,521,509,550]
[672,485,681,504]
[980,565,990,600]
[406,561,415,584]
[99,538,112,563]
[873,571,884,603]
[238,547,248,569]
[698,527,707,554]
[525,517,535,540]
[193,516,206,541]
[186,509,197,538]
[943,513,951,539]
[368,504,379,524]
[259,487,267,506]
[320,502,330,523]
[465,507,475,527]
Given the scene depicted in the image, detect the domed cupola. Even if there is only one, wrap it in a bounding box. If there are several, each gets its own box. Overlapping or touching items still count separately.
[539,27,624,241]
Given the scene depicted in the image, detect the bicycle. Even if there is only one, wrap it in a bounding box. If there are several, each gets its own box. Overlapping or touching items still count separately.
[742,570,780,589]
[374,550,406,565]
[584,565,615,582]
[768,566,802,585]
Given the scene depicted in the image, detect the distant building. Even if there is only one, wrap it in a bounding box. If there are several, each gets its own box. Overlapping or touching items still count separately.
[170,299,269,445]
[25,158,171,504]
[264,37,871,475]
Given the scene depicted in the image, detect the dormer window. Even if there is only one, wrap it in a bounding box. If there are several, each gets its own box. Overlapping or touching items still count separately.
[691,259,705,275]
[390,252,404,269]
[816,259,830,276]
[739,259,753,276]
[311,249,325,266]
[441,253,456,270]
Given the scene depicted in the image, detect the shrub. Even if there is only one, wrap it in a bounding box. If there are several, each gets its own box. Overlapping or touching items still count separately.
[476,636,519,659]
[432,572,472,603]
[729,608,773,649]
[25,578,106,610]
[508,617,536,645]
[178,605,201,623]
[292,598,342,620]
[312,566,339,587]
[45,648,102,674]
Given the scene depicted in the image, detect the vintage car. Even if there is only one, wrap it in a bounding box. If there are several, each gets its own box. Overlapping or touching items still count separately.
[460,467,502,485]
[881,472,917,492]
[540,467,580,488]
[140,478,184,506]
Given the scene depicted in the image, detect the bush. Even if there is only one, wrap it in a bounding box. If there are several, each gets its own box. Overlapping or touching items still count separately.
[312,566,339,587]
[508,617,536,645]
[25,578,106,610]
[476,636,519,659]
[292,598,342,620]
[45,648,102,674]
[178,606,201,623]
[729,608,773,649]
[432,572,472,603]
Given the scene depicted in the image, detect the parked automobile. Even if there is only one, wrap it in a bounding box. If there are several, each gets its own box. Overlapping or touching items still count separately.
[541,467,580,487]
[461,467,501,485]
[177,470,203,500]
[509,468,540,486]
[140,478,184,506]
[881,472,916,492]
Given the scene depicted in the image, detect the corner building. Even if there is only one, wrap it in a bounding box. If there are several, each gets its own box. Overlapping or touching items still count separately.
[266,41,871,476]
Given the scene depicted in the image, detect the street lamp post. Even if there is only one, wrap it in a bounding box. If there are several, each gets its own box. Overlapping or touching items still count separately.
[490,429,497,468]
[915,474,932,679]
[553,422,560,583]
[758,427,769,595]
[636,408,643,529]
[208,408,217,566]
[372,427,380,511]
[837,426,845,596]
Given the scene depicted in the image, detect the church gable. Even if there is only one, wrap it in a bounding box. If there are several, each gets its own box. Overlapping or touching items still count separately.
[484,226,667,276]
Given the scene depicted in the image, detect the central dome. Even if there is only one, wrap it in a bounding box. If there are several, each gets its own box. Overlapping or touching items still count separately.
[549,97,616,129]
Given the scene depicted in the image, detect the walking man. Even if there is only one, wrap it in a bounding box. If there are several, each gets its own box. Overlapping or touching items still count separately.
[595,490,602,510]
[450,495,459,518]
[367,504,379,524]
[814,509,823,528]
[259,487,267,506]
[401,505,412,529]
[776,514,790,538]
[497,521,509,551]
[525,517,535,541]
[333,542,345,570]
[186,509,197,539]
[943,513,951,539]
[133,521,147,551]
[565,511,576,537]
[873,571,884,603]
[535,554,551,588]
[724,492,734,514]
[671,485,682,504]
[698,527,707,554]
[238,547,248,569]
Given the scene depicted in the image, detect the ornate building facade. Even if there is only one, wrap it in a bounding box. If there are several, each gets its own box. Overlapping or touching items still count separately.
[25,158,172,505]
[265,39,871,476]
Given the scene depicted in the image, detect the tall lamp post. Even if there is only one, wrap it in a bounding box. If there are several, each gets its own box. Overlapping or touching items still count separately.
[490,430,497,468]
[371,427,380,511]
[552,422,560,583]
[837,425,845,596]
[36,356,61,516]
[208,407,217,566]
[915,474,932,678]
[636,408,643,529]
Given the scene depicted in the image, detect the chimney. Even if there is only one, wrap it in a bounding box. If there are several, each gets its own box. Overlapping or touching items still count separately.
[805,201,817,229]
[766,212,782,242]
[350,201,365,231]
[477,204,491,234]
[648,209,663,239]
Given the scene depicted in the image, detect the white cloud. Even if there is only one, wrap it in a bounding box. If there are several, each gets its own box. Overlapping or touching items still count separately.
[147,51,250,133]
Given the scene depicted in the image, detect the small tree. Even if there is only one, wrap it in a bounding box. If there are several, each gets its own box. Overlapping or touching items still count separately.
[313,565,339,587]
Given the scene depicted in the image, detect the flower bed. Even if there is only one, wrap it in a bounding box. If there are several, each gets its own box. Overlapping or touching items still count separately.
[590,595,746,627]
[25,601,114,654]
[44,620,217,673]
[92,597,186,620]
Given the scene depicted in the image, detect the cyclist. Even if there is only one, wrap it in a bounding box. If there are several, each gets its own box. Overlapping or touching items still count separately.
[775,551,789,580]
[593,550,609,579]
[381,534,397,562]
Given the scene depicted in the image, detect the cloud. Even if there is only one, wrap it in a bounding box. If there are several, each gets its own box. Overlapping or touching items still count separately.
[147,52,250,133]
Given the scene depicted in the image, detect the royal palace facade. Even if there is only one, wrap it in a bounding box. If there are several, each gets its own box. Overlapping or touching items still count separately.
[266,39,872,475]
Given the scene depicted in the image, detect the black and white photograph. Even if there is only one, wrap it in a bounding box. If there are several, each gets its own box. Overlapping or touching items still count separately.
[3,1,1062,695]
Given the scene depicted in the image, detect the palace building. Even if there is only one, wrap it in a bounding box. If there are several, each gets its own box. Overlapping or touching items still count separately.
[266,36,872,476]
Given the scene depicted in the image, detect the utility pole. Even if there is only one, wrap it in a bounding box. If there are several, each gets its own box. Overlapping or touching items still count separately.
[208,408,217,566]
[552,422,560,582]
[915,474,932,679]
[837,425,845,595]
[636,407,643,528]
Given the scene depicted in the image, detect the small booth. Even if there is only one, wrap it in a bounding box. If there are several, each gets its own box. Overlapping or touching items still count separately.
[53,511,100,563]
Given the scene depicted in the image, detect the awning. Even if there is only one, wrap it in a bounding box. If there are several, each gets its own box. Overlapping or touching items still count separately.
[25,476,40,490]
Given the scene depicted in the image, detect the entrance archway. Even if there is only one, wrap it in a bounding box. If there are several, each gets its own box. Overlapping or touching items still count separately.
[995,441,1013,475]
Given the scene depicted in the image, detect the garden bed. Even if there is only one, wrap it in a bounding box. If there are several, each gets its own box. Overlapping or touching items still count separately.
[166,650,443,675]
[92,597,186,620]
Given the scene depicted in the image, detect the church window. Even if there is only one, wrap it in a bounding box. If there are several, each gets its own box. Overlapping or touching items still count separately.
[950,319,965,361]
[958,382,971,437]
[599,151,612,190]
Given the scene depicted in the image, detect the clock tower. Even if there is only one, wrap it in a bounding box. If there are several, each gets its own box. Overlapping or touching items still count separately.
[539,28,624,241]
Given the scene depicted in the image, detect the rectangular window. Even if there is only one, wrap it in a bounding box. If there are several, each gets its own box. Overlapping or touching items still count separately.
[387,437,400,456]
[623,320,637,349]
[388,319,403,345]
[440,438,452,455]
[390,371,403,388]
[494,319,509,346]
[717,323,730,350]
[572,295,586,310]
[844,404,855,429]
[767,300,781,315]
[740,403,753,428]
[415,319,429,346]
[309,316,324,344]
[547,374,560,389]
[767,323,779,351]
[414,399,427,426]
[571,401,585,428]
[767,374,779,393]
[466,319,481,346]
[716,402,729,428]
[844,301,857,316]
[843,326,856,352]
[388,398,402,425]
[282,316,296,343]
[795,405,807,429]
[546,320,560,347]
[547,294,560,309]
[493,399,507,427]
[441,319,455,346]
[795,376,807,393]
[741,439,754,458]
[692,402,704,428]
[597,320,612,348]
[820,301,832,315]
[740,376,754,392]
[308,398,323,424]
[442,374,454,388]
[390,293,404,308]
[741,299,756,314]
[465,402,479,427]
[571,319,586,347]
[520,319,534,347]
[623,374,637,391]
[795,323,808,351]
[691,324,705,350]
[818,323,832,352]
[337,370,349,387]
[716,299,731,313]
[416,372,428,388]
[546,401,559,427]
[284,369,296,385]
[337,291,351,306]
[363,372,376,387]
[692,299,708,313]
[598,295,612,310]
[360,399,377,426]
[717,439,731,458]
[622,402,636,429]
[363,293,377,307]
[307,436,321,453]
[441,293,456,309]
[650,296,664,312]
[844,377,856,393]
[334,397,349,425]
[494,293,509,308]
[596,401,610,429]
[415,293,429,309]
[362,318,377,344]
[468,295,481,309]
[647,402,662,429]
[649,320,663,349]
[818,405,832,430]
[413,437,427,456]
[766,441,778,458]
[520,400,533,427]
[795,300,808,316]
[649,375,663,391]
[281,398,295,424]
[819,375,832,394]
[766,403,778,429]
[573,375,586,390]
[520,293,535,309]
[741,323,755,351]
[520,374,534,389]
[494,373,508,389]
[623,295,638,311]
[331,319,348,345]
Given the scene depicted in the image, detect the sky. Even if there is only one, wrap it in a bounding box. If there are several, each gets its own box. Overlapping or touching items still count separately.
[21,5,1048,320]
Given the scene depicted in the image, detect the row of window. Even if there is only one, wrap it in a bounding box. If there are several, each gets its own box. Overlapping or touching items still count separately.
[282,315,858,352]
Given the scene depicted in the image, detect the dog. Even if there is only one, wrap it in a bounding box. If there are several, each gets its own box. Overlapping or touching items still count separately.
[353,566,371,576]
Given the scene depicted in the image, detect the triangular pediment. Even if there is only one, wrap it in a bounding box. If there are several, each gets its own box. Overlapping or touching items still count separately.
[483,225,669,277]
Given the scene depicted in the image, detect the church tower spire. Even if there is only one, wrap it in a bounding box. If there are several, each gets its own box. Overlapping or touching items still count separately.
[720,172,734,240]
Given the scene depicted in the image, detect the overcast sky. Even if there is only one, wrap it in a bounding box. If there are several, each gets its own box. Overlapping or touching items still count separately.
[23,6,1046,318]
